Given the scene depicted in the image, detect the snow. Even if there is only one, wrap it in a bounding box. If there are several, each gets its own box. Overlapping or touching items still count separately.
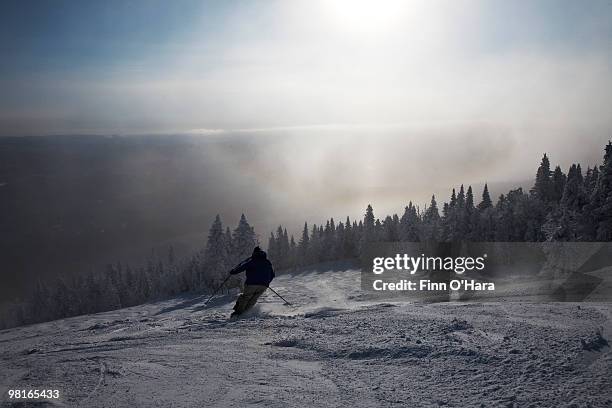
[1,266,611,407]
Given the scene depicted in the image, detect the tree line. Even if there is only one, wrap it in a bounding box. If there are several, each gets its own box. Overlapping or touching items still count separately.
[1,141,611,329]
[265,141,612,267]
[0,214,258,329]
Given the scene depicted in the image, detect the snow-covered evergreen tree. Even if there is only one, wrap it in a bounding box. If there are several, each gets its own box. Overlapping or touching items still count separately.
[383,215,399,241]
[399,202,420,242]
[288,235,297,268]
[268,231,278,262]
[309,224,322,263]
[204,215,230,287]
[584,166,599,198]
[531,153,553,203]
[361,204,377,250]
[231,214,257,264]
[587,141,612,240]
[335,221,345,258]
[478,184,493,211]
[421,195,440,241]
[298,222,309,265]
[551,165,566,203]
[282,228,290,262]
[546,163,588,240]
[343,216,357,257]
[456,185,469,240]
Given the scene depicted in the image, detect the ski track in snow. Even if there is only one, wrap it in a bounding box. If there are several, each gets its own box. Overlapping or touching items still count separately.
[1,267,611,407]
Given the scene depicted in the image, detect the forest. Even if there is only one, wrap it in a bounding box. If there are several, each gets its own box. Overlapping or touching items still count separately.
[1,141,611,329]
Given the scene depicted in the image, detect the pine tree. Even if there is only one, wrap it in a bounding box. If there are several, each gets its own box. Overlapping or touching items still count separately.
[531,153,553,203]
[167,246,176,265]
[551,163,588,240]
[456,185,469,240]
[342,216,356,257]
[421,195,440,241]
[478,183,493,210]
[98,268,120,313]
[476,206,495,241]
[441,191,455,242]
[289,235,297,268]
[280,228,290,266]
[232,214,257,263]
[224,227,233,265]
[551,165,566,203]
[465,185,476,240]
[443,202,450,219]
[329,219,338,259]
[335,221,345,259]
[272,225,284,262]
[494,194,510,241]
[268,231,278,261]
[203,215,229,287]
[383,215,399,241]
[309,224,322,263]
[375,218,382,241]
[361,204,377,250]
[588,141,612,240]
[444,187,465,241]
[457,185,466,207]
[561,164,587,211]
[399,202,420,242]
[464,185,473,209]
[392,214,400,240]
[34,281,54,322]
[298,222,309,264]
[495,188,540,241]
[322,220,333,261]
[584,166,599,197]
[122,264,137,305]
[450,188,457,208]
[145,256,161,298]
[186,252,203,293]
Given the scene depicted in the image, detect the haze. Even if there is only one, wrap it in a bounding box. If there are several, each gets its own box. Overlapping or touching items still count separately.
[1,1,612,298]
[2,0,612,210]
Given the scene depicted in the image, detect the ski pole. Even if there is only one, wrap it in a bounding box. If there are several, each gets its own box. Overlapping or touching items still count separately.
[203,275,231,305]
[267,286,292,305]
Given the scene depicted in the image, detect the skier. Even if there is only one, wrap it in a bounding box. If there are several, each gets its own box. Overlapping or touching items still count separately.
[229,246,275,318]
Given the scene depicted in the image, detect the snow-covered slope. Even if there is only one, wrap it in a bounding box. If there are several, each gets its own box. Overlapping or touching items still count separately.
[1,266,611,407]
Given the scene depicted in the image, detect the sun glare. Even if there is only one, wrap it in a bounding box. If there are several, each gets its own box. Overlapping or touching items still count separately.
[323,0,410,35]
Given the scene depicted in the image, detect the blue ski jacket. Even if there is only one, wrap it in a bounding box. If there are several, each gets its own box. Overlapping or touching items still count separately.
[230,249,275,286]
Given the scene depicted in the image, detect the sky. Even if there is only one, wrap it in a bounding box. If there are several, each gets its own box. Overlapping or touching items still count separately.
[1,0,612,215]
[0,0,611,137]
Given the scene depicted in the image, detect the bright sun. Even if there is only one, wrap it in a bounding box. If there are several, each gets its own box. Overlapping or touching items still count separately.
[324,0,410,35]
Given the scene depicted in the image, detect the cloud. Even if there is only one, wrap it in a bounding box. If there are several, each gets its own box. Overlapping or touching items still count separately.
[2,1,611,138]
